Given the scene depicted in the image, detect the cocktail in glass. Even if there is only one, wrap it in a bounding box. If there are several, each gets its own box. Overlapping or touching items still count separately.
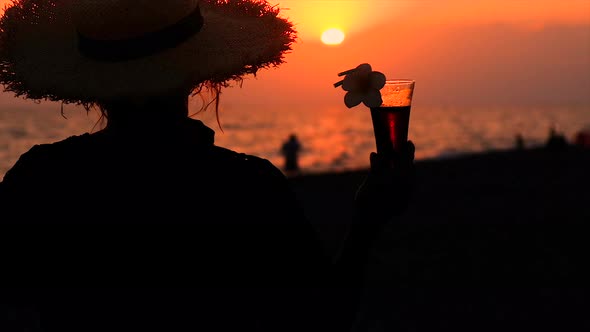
[370,79,415,155]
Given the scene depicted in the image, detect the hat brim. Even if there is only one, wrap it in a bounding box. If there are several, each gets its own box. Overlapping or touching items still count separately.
[0,0,296,105]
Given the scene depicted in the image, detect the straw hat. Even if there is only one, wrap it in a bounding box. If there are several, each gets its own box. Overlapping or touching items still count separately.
[0,0,296,105]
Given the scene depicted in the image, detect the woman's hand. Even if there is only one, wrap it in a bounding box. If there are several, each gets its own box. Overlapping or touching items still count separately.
[335,141,415,289]
[354,141,416,225]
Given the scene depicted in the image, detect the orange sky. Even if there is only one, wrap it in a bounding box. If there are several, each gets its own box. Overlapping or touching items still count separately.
[2,0,589,23]
[219,0,590,108]
[275,0,590,41]
[1,0,589,111]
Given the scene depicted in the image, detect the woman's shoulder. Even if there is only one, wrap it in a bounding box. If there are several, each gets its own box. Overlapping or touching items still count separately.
[2,134,92,181]
[15,133,92,159]
[208,145,285,178]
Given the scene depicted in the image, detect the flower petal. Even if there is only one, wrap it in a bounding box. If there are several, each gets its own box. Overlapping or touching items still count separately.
[344,91,364,108]
[342,74,361,91]
[356,63,372,75]
[369,71,386,89]
[362,89,383,108]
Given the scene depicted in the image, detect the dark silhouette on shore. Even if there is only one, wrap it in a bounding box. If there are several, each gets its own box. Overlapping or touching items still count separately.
[574,127,590,148]
[0,1,415,331]
[514,133,525,150]
[545,125,568,151]
[281,133,302,175]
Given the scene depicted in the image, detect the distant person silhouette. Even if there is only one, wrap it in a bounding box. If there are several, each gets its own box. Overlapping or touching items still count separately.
[0,1,415,331]
[515,133,525,150]
[281,133,302,175]
[545,125,568,151]
[573,127,590,148]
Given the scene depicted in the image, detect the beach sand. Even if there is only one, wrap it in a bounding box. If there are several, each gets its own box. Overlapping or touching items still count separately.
[289,145,590,331]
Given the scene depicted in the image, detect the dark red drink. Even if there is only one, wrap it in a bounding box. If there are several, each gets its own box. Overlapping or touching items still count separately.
[370,105,411,155]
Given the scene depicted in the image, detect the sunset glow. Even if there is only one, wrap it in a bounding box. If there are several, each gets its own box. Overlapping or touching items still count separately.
[0,0,589,179]
[321,28,345,45]
[275,0,407,42]
[1,0,589,111]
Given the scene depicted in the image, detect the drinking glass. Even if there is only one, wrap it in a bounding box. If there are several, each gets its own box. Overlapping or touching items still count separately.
[370,79,415,155]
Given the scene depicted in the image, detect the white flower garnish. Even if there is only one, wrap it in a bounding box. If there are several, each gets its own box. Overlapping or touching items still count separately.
[334,63,386,108]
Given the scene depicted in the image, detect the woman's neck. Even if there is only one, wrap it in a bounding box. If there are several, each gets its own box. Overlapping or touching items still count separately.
[103,94,190,134]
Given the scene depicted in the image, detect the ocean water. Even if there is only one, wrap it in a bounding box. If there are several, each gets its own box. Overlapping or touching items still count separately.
[1,102,588,180]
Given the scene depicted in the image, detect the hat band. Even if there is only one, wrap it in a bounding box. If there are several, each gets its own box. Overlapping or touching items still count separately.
[78,5,204,62]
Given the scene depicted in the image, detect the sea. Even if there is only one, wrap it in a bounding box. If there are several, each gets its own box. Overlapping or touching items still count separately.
[1,102,589,180]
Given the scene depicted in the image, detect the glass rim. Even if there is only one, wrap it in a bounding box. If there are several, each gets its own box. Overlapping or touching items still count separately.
[384,79,415,84]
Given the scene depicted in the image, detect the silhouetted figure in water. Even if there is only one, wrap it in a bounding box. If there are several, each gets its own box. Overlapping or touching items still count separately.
[281,133,302,175]
[0,1,415,332]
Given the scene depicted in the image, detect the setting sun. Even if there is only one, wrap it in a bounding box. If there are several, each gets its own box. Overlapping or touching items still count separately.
[321,28,345,45]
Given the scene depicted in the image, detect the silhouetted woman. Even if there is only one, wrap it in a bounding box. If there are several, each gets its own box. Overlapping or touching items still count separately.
[0,1,415,331]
